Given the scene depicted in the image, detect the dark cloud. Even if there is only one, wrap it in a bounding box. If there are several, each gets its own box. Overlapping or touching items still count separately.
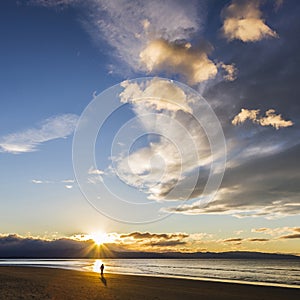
[248,238,269,242]
[167,143,300,218]
[279,234,300,240]
[147,240,187,247]
[120,232,188,240]
[223,238,243,242]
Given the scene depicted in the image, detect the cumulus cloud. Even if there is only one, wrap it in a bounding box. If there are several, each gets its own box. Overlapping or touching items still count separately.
[114,78,213,201]
[221,0,278,42]
[120,78,193,114]
[0,114,78,154]
[218,62,238,81]
[232,108,293,129]
[139,39,218,84]
[232,108,260,125]
[258,109,294,129]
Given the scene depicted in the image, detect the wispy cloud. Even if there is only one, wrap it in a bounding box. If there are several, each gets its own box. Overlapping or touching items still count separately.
[223,238,243,243]
[232,108,293,129]
[30,0,243,84]
[0,114,78,154]
[31,179,43,184]
[65,185,73,189]
[221,0,278,42]
[61,179,75,183]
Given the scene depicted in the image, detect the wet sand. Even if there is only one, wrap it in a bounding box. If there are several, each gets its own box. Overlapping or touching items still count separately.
[0,266,299,299]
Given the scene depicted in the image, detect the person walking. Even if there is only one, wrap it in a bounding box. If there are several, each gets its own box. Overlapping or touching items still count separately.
[100,263,104,276]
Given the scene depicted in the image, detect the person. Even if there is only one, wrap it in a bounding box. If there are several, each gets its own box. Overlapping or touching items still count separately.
[100,263,104,275]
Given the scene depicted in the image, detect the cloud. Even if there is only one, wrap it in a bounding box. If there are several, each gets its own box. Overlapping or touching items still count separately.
[119,232,189,249]
[223,238,243,242]
[147,240,187,247]
[279,234,300,239]
[65,185,73,189]
[248,238,269,242]
[120,232,188,240]
[61,179,75,183]
[120,78,194,114]
[114,78,214,201]
[252,227,300,236]
[232,108,293,129]
[87,166,104,184]
[218,62,238,81]
[165,144,300,218]
[231,108,260,125]
[77,0,202,75]
[258,109,294,129]
[221,0,278,42]
[0,114,78,154]
[88,166,104,175]
[32,180,43,184]
[32,1,221,83]
[29,0,78,7]
[139,39,217,84]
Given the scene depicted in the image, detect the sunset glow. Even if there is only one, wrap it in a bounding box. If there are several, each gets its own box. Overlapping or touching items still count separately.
[89,232,114,246]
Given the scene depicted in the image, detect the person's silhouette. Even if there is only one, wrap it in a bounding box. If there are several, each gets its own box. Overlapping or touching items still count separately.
[100,263,104,275]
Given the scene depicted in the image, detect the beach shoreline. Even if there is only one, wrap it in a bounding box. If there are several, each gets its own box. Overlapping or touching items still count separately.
[1,266,299,300]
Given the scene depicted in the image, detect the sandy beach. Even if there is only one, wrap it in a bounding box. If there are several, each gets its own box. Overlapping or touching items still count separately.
[0,267,299,300]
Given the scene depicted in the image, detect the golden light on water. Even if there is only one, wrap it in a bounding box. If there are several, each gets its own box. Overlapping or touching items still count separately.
[93,259,103,273]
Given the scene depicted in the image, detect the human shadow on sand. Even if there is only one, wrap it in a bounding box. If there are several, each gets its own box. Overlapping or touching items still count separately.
[100,274,107,287]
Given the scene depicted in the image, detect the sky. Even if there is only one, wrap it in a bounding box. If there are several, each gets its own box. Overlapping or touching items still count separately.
[0,0,299,255]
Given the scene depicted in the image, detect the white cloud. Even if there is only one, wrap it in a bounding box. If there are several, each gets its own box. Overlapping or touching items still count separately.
[61,179,75,183]
[232,108,293,129]
[32,179,43,184]
[221,0,278,42]
[88,166,104,175]
[120,78,194,114]
[65,185,73,189]
[87,166,104,184]
[0,114,78,154]
[113,78,213,201]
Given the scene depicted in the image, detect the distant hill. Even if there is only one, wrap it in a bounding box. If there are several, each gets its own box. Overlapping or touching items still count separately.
[111,250,300,260]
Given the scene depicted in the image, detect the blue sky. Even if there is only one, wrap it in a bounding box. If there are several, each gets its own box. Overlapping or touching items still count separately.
[0,0,299,254]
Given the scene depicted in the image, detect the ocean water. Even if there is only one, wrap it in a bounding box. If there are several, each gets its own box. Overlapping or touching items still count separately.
[0,258,299,288]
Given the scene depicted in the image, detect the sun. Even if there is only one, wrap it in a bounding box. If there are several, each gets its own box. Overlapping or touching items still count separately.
[90,232,112,246]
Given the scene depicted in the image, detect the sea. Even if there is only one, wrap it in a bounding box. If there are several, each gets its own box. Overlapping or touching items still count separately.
[0,258,299,289]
